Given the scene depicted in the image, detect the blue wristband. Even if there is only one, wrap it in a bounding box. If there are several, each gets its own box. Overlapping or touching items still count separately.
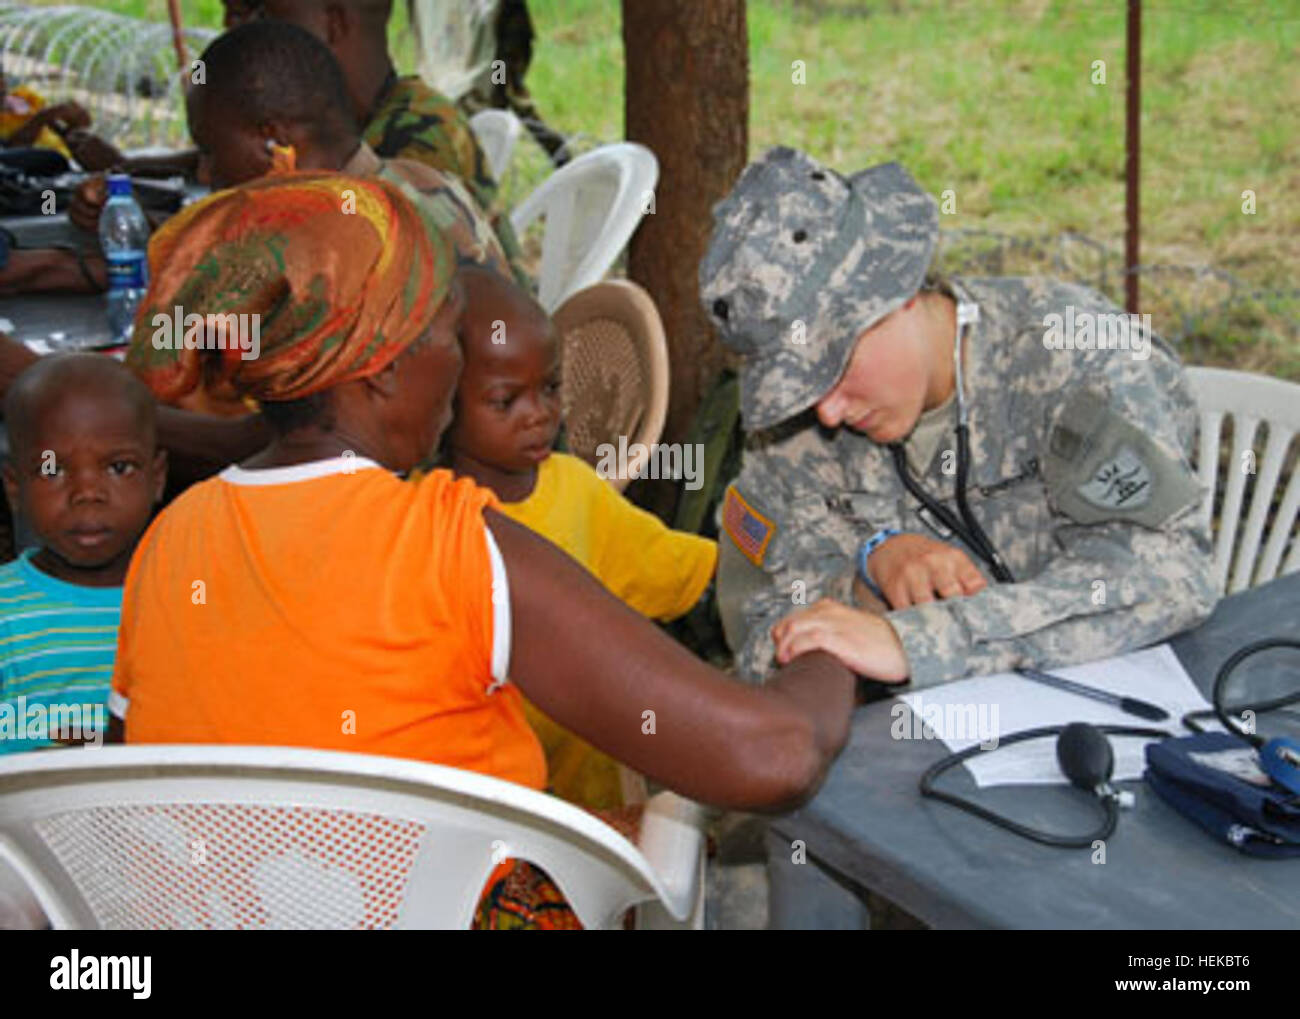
[857,528,902,595]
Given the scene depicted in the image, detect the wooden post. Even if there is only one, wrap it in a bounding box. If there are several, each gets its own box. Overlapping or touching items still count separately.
[167,0,189,73]
[622,0,749,449]
[1125,0,1141,314]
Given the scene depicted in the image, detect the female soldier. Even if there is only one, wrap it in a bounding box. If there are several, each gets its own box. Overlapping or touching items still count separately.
[703,148,1216,688]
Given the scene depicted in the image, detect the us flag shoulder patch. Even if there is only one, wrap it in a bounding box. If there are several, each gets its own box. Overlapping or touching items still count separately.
[723,485,776,567]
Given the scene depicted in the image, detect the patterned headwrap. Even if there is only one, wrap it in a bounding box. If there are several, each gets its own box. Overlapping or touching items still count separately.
[126,171,455,404]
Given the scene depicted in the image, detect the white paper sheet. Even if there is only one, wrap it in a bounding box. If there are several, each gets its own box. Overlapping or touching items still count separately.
[897,645,1211,787]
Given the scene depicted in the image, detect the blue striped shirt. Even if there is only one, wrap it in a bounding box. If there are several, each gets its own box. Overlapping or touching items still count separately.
[0,551,121,754]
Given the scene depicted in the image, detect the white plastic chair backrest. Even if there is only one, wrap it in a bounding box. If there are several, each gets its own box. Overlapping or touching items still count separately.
[468,109,523,182]
[0,745,702,930]
[509,142,659,312]
[408,0,499,102]
[1185,366,1300,594]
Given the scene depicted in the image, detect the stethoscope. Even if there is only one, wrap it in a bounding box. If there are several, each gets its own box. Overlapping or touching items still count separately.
[887,290,1015,584]
[921,639,1300,846]
[890,291,1300,841]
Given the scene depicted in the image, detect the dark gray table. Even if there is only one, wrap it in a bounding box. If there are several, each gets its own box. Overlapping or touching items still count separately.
[5,211,87,248]
[768,571,1300,929]
[2,212,111,349]
[2,293,111,351]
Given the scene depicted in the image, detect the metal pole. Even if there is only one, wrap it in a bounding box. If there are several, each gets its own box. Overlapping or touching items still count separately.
[1125,0,1141,314]
[167,0,189,72]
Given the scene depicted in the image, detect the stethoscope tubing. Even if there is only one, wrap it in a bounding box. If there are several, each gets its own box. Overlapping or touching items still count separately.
[919,723,1173,848]
[885,289,1015,585]
[887,429,1015,584]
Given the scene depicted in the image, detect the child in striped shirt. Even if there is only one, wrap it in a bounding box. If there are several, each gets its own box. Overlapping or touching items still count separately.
[0,355,165,753]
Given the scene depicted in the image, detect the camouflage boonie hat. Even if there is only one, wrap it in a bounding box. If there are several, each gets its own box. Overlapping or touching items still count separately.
[699,147,939,430]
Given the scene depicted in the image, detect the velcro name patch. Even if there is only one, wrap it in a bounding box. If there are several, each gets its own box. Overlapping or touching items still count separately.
[1043,388,1201,529]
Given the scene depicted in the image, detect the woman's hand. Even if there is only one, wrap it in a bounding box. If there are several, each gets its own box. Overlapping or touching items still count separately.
[868,532,986,609]
[772,599,910,682]
[68,174,108,233]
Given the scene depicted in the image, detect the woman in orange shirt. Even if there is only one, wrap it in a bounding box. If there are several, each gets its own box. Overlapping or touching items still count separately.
[109,173,880,926]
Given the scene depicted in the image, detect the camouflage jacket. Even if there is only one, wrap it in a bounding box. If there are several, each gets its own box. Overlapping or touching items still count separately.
[343,143,513,282]
[717,275,1219,687]
[363,74,528,285]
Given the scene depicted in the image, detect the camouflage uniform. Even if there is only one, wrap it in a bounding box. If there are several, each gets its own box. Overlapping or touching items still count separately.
[363,73,528,284]
[701,147,1218,688]
[342,142,518,284]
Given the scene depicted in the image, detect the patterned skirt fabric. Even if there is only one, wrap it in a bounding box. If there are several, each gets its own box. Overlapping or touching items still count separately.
[472,860,583,930]
[472,805,643,930]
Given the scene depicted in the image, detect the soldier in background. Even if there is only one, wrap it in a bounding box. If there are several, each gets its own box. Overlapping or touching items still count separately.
[457,0,569,166]
[702,147,1217,689]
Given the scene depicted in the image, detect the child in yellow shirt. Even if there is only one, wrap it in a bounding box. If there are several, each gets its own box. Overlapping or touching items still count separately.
[445,266,717,809]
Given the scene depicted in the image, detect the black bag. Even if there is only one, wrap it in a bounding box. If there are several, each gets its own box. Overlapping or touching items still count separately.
[0,146,71,177]
[0,164,75,216]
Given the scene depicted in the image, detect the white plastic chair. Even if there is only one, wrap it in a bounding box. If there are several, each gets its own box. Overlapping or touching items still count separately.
[1185,366,1300,593]
[509,142,659,312]
[0,745,705,930]
[408,0,499,102]
[468,108,523,182]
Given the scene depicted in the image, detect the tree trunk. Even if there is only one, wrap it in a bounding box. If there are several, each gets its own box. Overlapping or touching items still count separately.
[622,0,748,454]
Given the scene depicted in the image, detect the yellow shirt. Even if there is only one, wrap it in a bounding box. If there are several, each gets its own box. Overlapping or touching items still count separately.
[499,452,717,808]
[0,86,72,159]
[500,452,716,620]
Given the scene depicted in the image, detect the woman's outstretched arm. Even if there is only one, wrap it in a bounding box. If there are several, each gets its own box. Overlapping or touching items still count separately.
[486,509,865,812]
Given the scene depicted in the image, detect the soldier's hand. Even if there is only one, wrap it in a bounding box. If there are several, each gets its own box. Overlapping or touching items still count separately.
[68,174,108,234]
[851,573,889,615]
[771,599,909,682]
[867,533,986,609]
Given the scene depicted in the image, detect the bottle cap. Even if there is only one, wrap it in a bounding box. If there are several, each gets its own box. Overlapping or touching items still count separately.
[106,174,133,198]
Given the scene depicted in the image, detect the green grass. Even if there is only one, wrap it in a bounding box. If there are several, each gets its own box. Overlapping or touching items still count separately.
[22,0,1300,374]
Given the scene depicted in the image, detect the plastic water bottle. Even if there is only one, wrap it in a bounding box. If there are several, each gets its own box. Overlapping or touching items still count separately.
[98,174,150,347]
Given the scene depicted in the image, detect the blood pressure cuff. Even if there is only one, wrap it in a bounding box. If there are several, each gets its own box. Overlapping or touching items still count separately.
[1145,732,1300,857]
[1043,388,1201,529]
